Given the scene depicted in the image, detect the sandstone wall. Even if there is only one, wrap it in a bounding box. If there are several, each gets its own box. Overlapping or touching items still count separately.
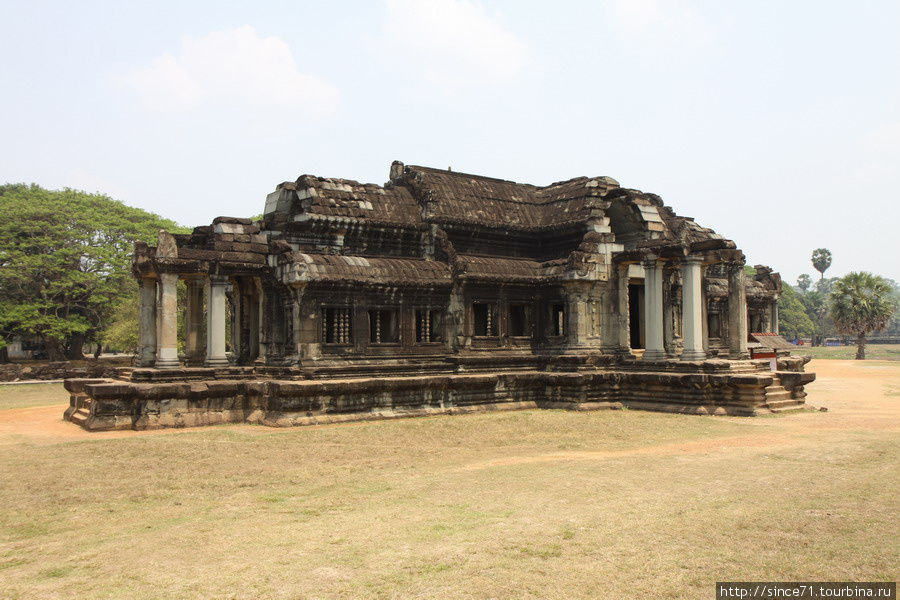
[64,365,814,431]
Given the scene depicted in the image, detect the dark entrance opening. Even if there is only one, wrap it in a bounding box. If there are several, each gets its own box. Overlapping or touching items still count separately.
[628,283,644,349]
[508,304,530,337]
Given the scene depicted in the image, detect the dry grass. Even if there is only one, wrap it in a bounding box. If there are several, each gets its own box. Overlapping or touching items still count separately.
[0,361,897,599]
[800,343,900,362]
[0,383,66,410]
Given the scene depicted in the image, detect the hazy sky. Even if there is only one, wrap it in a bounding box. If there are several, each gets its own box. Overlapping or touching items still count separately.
[2,0,898,284]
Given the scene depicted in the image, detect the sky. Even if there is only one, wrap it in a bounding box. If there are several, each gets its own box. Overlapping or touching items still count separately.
[1,0,898,285]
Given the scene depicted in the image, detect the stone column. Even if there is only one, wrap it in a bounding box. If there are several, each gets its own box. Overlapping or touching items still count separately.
[616,263,631,353]
[138,278,157,367]
[155,272,180,369]
[563,281,596,351]
[727,263,749,359]
[184,279,204,364]
[257,281,267,363]
[291,287,303,358]
[600,274,621,354]
[231,278,243,363]
[448,283,467,351]
[681,256,707,361]
[205,275,229,367]
[642,259,666,361]
[662,266,676,357]
[248,285,260,362]
[771,300,779,334]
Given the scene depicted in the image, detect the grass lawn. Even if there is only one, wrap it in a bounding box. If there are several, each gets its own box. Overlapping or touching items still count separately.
[0,383,67,410]
[796,343,900,362]
[0,361,897,599]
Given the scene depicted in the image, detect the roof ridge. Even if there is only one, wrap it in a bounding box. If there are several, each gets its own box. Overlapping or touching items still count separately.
[296,174,386,189]
[406,165,539,188]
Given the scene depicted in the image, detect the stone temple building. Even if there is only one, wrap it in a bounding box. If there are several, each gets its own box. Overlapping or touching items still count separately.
[64,161,814,431]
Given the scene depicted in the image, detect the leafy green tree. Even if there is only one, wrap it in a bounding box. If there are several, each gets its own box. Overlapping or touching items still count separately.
[0,184,186,360]
[815,276,836,294]
[99,287,140,354]
[777,284,816,339]
[829,272,896,359]
[883,279,900,337]
[811,248,832,281]
[796,274,812,293]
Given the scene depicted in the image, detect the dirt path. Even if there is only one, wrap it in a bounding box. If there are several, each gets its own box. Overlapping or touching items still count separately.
[0,360,896,449]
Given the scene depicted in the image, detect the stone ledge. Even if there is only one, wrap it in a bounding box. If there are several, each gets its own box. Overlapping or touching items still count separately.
[62,364,806,432]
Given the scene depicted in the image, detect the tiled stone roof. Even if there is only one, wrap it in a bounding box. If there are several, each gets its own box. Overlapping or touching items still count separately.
[400,166,619,231]
[288,253,451,286]
[292,176,423,226]
[456,255,566,283]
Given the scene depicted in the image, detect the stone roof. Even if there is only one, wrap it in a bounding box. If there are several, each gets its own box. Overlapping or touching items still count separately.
[287,175,422,227]
[287,254,451,287]
[455,255,566,284]
[144,161,756,286]
[399,165,619,231]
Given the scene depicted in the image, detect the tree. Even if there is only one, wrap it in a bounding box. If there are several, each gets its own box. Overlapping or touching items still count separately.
[829,272,896,360]
[777,284,816,340]
[796,274,812,293]
[0,184,186,360]
[811,248,832,281]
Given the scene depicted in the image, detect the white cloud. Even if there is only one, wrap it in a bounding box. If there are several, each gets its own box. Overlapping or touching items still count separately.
[381,0,529,87]
[607,0,716,52]
[123,26,339,116]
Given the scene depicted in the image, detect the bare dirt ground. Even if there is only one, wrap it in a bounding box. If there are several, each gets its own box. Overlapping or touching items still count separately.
[0,360,897,600]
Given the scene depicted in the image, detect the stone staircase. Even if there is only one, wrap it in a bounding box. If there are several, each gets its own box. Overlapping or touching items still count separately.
[762,375,805,413]
[66,396,93,427]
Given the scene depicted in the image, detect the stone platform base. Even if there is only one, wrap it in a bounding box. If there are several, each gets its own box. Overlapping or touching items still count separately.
[63,360,815,431]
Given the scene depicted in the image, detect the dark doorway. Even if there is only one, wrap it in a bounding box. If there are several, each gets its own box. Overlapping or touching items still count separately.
[628,283,644,349]
[508,304,531,337]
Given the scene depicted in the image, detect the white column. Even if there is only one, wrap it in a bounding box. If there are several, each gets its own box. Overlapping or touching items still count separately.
[205,276,229,367]
[155,273,180,369]
[728,263,749,359]
[138,278,157,367]
[681,256,707,361]
[642,259,666,361]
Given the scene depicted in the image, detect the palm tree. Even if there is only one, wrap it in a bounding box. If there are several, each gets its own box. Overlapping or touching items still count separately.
[829,272,896,360]
[811,248,832,281]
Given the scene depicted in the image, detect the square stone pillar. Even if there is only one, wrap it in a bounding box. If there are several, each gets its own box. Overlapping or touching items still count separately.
[681,256,707,361]
[138,278,157,367]
[155,272,180,369]
[662,265,680,357]
[184,279,205,364]
[642,259,666,361]
[256,281,267,363]
[727,263,749,359]
[771,300,779,334]
[600,274,622,354]
[205,275,229,367]
[615,263,631,354]
[562,281,600,351]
